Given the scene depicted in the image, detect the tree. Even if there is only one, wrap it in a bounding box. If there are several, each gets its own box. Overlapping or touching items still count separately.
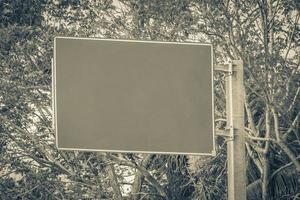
[188,0,300,199]
[0,1,121,199]
[1,0,299,199]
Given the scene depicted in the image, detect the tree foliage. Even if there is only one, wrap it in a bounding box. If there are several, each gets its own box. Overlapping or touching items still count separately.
[0,0,299,199]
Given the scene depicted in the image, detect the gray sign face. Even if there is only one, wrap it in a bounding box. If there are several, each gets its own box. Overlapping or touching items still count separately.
[53,37,214,155]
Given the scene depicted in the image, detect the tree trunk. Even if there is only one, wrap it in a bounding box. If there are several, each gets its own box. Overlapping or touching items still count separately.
[131,154,152,200]
[108,164,123,199]
[262,107,271,200]
[262,155,270,200]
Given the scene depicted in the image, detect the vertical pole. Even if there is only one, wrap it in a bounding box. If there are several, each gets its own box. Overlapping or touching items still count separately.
[226,60,246,200]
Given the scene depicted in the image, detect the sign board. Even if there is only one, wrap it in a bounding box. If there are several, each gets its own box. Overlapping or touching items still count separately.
[53,37,214,155]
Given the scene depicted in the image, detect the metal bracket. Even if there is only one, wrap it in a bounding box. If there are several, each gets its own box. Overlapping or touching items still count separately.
[216,127,234,140]
[214,62,236,75]
[211,149,217,156]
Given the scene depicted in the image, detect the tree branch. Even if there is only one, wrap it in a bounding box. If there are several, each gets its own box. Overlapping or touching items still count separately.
[104,153,168,200]
[272,108,300,172]
[107,164,123,199]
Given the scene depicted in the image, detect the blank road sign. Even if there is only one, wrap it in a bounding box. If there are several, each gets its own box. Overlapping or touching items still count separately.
[53,37,214,155]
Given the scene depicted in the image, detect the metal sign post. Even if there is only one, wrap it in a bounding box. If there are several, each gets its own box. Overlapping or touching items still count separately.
[226,60,246,200]
[215,60,246,200]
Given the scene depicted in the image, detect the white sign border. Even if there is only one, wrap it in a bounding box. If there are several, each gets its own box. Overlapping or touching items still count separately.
[52,36,215,156]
